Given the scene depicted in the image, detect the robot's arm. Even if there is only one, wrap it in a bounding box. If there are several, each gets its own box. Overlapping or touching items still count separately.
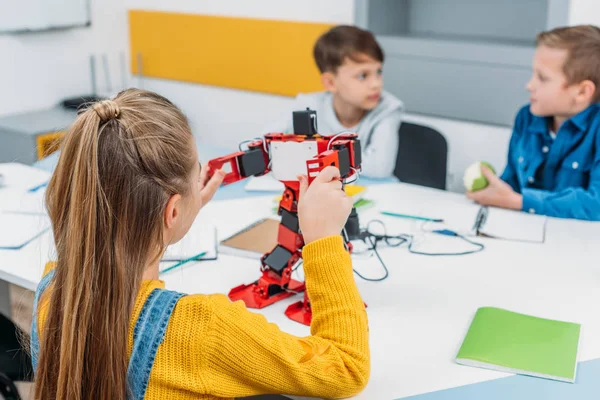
[207,140,270,185]
[306,136,362,184]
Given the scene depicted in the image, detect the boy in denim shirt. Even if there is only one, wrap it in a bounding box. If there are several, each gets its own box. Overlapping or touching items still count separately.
[468,25,600,221]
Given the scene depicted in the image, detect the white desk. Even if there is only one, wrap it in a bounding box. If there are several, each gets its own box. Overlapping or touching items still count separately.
[1,182,599,399]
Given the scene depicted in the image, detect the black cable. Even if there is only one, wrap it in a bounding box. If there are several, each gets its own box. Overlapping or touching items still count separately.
[351,234,391,282]
[407,230,485,256]
[350,220,485,282]
[238,140,252,151]
[238,137,264,151]
[350,221,408,282]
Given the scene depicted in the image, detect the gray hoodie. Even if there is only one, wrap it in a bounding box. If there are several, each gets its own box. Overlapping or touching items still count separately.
[268,90,404,178]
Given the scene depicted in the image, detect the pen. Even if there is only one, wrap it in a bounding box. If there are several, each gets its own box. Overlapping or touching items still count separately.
[159,251,206,275]
[28,182,48,193]
[381,211,444,223]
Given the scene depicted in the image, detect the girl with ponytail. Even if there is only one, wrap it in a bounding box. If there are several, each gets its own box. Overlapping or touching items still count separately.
[32,89,369,399]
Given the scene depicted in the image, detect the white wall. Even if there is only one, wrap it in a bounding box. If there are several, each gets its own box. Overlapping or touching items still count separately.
[125,0,357,168]
[136,77,295,149]
[0,0,128,117]
[568,0,600,25]
[125,0,354,24]
[124,0,516,193]
[5,0,597,192]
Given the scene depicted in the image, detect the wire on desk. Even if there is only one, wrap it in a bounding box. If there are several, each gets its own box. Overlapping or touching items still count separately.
[349,219,485,282]
[350,220,408,282]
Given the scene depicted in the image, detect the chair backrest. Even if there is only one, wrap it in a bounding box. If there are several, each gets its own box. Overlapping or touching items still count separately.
[0,371,21,400]
[394,122,448,190]
[0,313,32,385]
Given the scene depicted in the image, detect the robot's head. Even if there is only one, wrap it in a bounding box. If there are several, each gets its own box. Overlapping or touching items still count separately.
[292,108,318,137]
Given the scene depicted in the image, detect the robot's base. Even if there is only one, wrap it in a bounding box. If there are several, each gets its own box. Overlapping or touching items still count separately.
[285,301,312,326]
[228,279,306,309]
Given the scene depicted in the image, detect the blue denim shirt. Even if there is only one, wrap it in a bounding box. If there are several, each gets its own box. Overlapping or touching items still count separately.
[501,103,600,221]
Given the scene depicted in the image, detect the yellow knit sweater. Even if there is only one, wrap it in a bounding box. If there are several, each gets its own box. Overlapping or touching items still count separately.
[37,235,370,399]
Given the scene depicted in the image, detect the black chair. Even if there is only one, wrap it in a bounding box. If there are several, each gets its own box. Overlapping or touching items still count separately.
[0,372,21,400]
[394,122,448,190]
[0,314,32,400]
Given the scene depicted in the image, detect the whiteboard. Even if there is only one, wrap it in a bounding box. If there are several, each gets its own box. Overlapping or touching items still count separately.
[0,0,90,33]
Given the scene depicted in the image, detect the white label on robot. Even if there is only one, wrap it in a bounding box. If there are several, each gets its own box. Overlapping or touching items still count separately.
[270,141,318,181]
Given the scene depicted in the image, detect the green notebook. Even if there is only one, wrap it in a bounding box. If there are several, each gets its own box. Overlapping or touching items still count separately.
[456,307,581,383]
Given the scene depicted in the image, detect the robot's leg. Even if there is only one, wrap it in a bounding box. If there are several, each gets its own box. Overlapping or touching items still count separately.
[285,208,360,326]
[285,291,312,326]
[228,208,305,308]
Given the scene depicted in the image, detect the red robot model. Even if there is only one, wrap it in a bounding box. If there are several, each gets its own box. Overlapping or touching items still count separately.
[207,108,362,325]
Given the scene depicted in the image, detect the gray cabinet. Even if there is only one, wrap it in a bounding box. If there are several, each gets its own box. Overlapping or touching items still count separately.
[0,108,76,165]
[355,0,570,126]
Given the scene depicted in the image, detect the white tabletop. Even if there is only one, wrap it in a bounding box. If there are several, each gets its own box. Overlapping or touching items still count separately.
[2,182,599,399]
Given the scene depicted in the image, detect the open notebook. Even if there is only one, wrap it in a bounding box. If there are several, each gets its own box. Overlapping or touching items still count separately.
[161,215,217,265]
[0,212,51,250]
[0,163,51,191]
[0,187,47,215]
[382,201,546,243]
[468,206,547,243]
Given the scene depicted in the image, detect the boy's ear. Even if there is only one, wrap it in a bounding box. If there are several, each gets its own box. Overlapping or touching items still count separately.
[321,71,337,93]
[577,79,596,104]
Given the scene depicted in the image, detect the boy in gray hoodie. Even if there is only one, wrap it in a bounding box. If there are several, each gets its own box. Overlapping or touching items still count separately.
[269,25,404,178]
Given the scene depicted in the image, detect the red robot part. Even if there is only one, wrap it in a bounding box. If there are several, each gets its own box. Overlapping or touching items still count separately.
[285,297,313,326]
[229,268,305,309]
[229,183,305,308]
[306,150,340,184]
[206,108,363,326]
[208,140,269,185]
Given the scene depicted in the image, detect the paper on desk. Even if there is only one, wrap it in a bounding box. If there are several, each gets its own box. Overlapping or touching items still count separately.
[429,202,547,243]
[379,196,481,235]
[162,215,217,262]
[478,207,547,243]
[0,188,47,214]
[0,163,51,191]
[426,200,481,234]
[378,196,546,243]
[244,173,284,192]
[0,212,51,249]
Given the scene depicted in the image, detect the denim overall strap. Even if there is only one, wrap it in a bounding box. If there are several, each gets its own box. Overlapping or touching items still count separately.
[30,269,56,372]
[127,288,185,400]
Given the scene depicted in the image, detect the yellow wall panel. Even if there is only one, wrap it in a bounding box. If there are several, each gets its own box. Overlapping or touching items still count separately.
[129,10,332,96]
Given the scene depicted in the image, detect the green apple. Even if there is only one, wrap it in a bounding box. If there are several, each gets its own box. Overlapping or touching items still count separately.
[463,161,496,192]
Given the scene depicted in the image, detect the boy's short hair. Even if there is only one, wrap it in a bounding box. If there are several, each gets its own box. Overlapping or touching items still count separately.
[313,25,384,73]
[536,25,600,102]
